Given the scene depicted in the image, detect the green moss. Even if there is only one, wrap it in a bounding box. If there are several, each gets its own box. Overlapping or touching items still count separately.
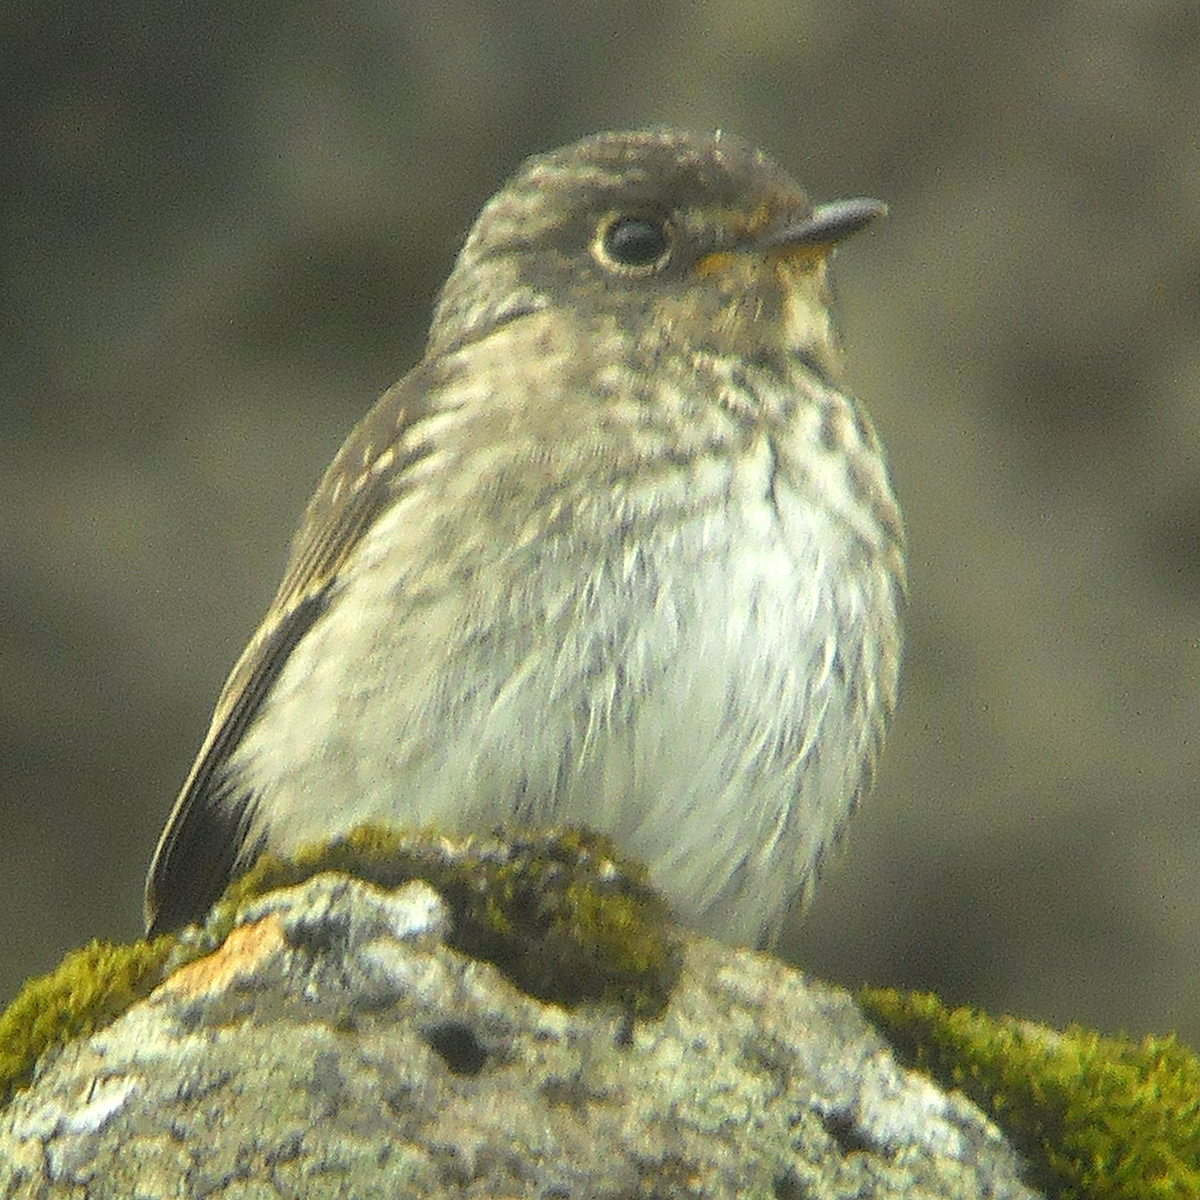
[222,823,682,1019]
[859,987,1200,1200]
[0,936,173,1110]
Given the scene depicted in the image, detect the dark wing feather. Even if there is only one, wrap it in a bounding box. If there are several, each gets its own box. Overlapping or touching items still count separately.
[143,588,331,935]
[144,369,441,934]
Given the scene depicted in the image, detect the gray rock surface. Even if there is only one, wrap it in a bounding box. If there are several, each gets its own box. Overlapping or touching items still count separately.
[0,874,1044,1199]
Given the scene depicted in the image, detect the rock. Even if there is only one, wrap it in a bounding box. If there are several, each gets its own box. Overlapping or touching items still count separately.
[0,873,1043,1199]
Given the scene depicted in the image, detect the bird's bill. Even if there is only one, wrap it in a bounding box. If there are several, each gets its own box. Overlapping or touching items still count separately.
[764,197,888,254]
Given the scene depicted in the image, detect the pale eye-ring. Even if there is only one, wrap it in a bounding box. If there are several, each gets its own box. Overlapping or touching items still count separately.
[593,214,673,275]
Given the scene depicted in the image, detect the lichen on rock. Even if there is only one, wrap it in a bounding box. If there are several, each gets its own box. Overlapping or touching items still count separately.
[0,936,171,1111]
[0,823,679,1115]
[214,823,684,1016]
[1,871,1044,1199]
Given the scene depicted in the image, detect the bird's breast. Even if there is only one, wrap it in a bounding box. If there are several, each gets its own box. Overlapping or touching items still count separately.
[231,402,901,945]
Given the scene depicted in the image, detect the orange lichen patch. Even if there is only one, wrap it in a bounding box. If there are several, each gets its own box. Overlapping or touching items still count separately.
[158,914,286,1001]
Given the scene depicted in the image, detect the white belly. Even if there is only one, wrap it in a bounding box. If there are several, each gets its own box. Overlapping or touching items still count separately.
[229,436,897,947]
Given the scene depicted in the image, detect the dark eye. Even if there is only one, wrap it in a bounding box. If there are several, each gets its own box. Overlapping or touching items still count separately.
[595,215,672,273]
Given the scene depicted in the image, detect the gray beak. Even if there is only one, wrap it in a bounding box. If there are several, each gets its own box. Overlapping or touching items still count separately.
[763,197,888,251]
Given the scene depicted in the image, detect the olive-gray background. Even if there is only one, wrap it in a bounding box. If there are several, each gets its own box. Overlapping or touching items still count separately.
[4,1,1199,1044]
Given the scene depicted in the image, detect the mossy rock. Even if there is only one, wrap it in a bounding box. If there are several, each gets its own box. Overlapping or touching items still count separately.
[860,987,1200,1200]
[218,824,682,1017]
[0,824,681,1113]
[0,936,172,1110]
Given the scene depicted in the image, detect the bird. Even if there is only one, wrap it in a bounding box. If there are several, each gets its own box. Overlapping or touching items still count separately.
[144,127,905,949]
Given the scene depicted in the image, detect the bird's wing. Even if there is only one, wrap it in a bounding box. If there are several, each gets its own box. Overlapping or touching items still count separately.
[144,364,442,935]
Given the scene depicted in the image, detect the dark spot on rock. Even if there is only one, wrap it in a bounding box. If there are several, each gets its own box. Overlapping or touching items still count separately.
[424,1020,488,1076]
[820,1108,874,1155]
[773,1168,811,1199]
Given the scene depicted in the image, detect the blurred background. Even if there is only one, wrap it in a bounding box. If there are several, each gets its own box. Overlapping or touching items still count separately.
[3,0,1199,1045]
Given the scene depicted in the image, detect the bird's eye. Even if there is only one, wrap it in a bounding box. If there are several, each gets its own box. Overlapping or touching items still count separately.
[594,215,672,274]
